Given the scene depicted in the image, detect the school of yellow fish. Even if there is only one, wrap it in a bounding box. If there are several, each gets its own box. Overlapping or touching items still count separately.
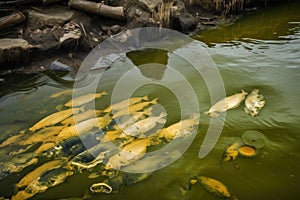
[0,88,266,199]
[0,90,201,199]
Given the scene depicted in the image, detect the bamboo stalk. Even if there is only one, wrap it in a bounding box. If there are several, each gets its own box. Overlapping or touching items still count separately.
[0,11,26,31]
[68,0,125,21]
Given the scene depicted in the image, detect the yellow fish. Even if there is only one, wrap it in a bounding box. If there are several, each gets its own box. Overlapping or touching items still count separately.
[105,138,152,170]
[112,98,158,119]
[205,90,248,117]
[61,110,102,125]
[19,126,65,146]
[64,91,107,107]
[103,96,148,113]
[114,107,153,130]
[56,113,111,142]
[16,160,62,188]
[123,112,166,137]
[29,107,84,132]
[197,175,238,200]
[159,114,199,141]
[50,89,72,98]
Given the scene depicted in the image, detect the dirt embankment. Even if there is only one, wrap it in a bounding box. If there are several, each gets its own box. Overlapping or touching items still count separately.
[0,0,283,74]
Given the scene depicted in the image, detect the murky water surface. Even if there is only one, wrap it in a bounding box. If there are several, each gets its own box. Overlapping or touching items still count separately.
[0,2,299,199]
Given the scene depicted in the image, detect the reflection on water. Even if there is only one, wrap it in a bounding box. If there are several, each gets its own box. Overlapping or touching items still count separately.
[0,1,300,199]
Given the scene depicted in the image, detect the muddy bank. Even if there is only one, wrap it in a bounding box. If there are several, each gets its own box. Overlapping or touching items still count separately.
[0,0,290,74]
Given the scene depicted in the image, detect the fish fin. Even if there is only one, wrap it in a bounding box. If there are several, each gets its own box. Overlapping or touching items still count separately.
[241,89,248,95]
[159,112,167,118]
[79,105,85,112]
[144,107,153,116]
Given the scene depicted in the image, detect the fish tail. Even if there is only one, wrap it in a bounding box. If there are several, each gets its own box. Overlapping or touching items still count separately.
[144,107,153,116]
[142,95,149,101]
[151,98,158,104]
[241,89,248,95]
[79,105,85,112]
[159,112,167,118]
[157,118,166,124]
[101,91,108,95]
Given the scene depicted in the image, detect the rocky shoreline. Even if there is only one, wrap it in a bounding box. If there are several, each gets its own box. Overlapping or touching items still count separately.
[0,0,280,75]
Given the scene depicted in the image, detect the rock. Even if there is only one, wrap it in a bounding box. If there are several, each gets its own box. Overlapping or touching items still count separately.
[24,5,75,30]
[0,39,35,69]
[110,25,122,34]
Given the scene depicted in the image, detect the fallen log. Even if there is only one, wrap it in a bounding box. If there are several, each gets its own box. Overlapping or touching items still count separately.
[68,0,125,21]
[0,11,26,31]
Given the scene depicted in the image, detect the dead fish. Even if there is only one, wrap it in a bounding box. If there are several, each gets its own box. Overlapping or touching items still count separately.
[25,168,74,195]
[159,113,199,141]
[205,90,248,117]
[122,112,166,137]
[0,153,38,181]
[105,138,153,170]
[16,160,62,188]
[19,126,65,146]
[34,142,56,154]
[64,91,107,107]
[196,175,238,200]
[114,107,153,130]
[244,89,265,117]
[103,96,149,113]
[112,98,158,119]
[222,139,244,163]
[56,113,111,143]
[0,133,25,148]
[61,109,102,125]
[50,90,73,98]
[29,107,84,132]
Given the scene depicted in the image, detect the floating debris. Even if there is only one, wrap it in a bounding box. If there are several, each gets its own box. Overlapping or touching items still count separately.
[238,145,258,158]
[241,130,267,149]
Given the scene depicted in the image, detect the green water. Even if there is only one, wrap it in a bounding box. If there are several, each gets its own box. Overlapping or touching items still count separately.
[1,1,300,199]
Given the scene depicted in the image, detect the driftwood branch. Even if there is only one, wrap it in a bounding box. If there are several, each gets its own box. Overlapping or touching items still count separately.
[69,0,125,21]
[0,11,26,31]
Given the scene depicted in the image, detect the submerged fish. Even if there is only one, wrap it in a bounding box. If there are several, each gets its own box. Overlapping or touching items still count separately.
[50,90,73,98]
[112,98,158,119]
[205,90,248,117]
[196,175,238,200]
[56,113,111,142]
[25,168,74,195]
[16,160,62,188]
[0,153,38,181]
[104,96,149,113]
[159,114,199,141]
[64,91,107,107]
[19,126,65,146]
[123,112,166,137]
[105,138,153,170]
[61,109,102,125]
[29,107,84,132]
[244,89,265,117]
